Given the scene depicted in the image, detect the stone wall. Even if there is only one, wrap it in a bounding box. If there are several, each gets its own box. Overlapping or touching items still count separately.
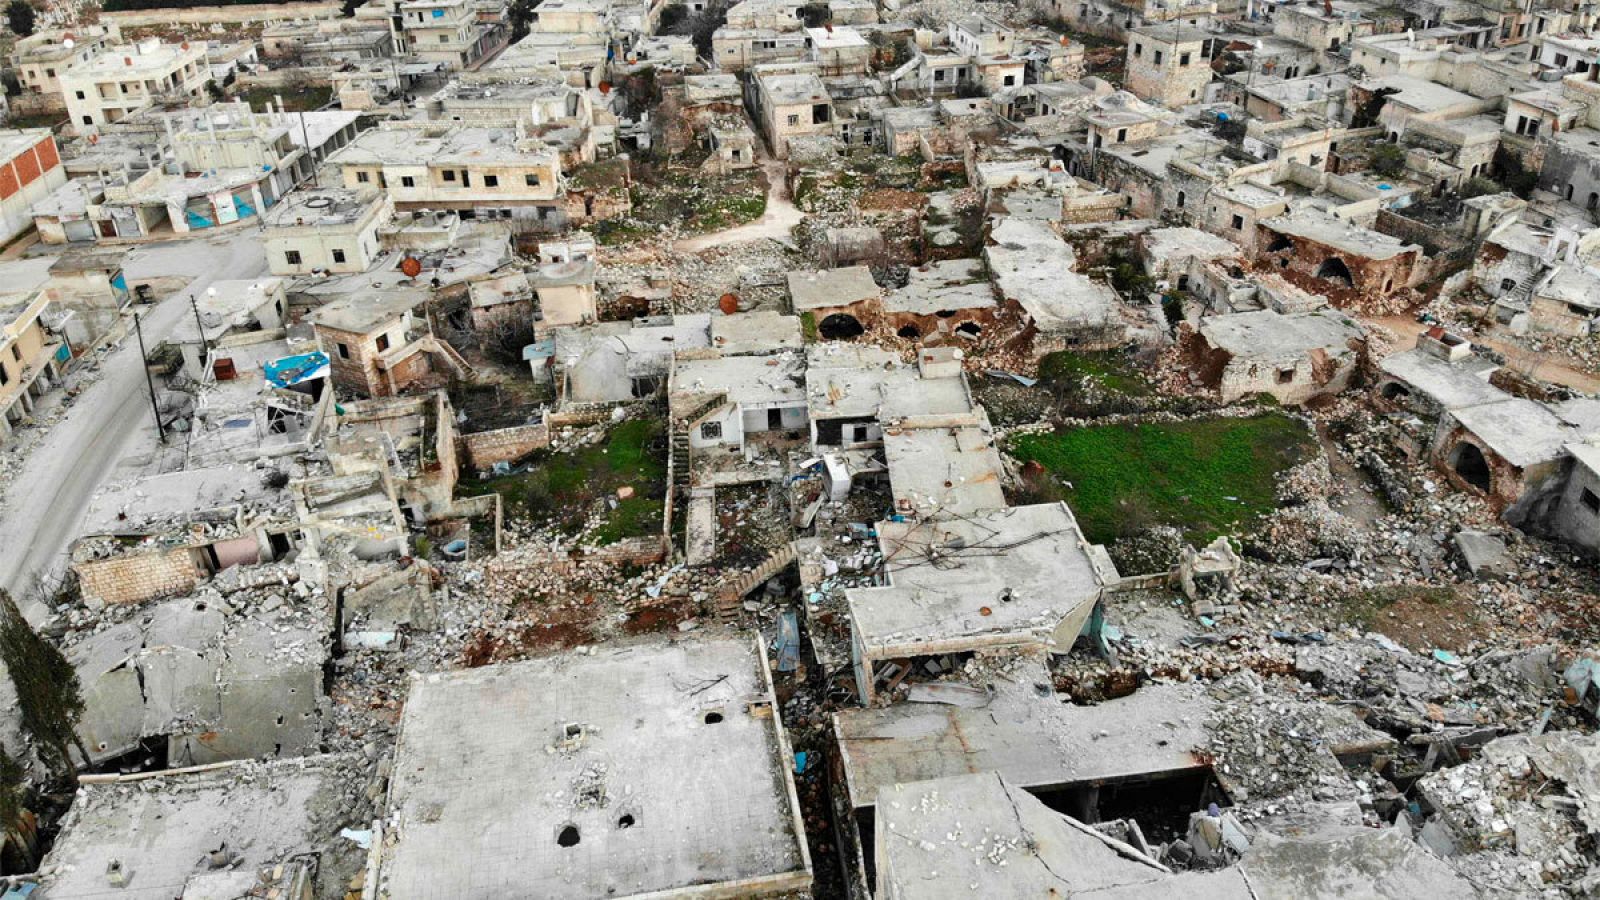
[231,67,338,91]
[1059,192,1124,225]
[102,1,340,27]
[75,546,203,608]
[1374,208,1472,260]
[462,422,550,469]
[384,349,433,396]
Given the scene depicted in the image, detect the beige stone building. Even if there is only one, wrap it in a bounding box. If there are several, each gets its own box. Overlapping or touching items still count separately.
[750,70,834,158]
[1125,24,1213,108]
[399,0,499,70]
[0,291,67,446]
[263,188,392,276]
[333,123,565,226]
[10,26,117,111]
[45,247,130,348]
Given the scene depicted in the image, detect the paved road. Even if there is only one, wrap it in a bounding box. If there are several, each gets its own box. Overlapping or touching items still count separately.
[0,232,265,621]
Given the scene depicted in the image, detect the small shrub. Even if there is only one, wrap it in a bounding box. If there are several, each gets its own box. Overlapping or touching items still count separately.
[1369,142,1405,179]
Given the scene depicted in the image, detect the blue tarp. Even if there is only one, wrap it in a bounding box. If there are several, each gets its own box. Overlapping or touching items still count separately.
[521,338,556,361]
[264,351,331,388]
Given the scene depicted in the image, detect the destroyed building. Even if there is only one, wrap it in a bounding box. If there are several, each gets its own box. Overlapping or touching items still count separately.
[71,466,300,609]
[66,580,327,768]
[8,0,1600,895]
[1183,307,1368,404]
[36,754,376,899]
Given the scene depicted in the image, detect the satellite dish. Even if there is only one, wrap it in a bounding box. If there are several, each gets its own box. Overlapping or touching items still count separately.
[63,38,75,49]
[206,286,217,297]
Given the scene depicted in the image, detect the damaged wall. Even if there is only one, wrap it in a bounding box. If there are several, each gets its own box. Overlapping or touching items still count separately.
[75,546,206,609]
[461,421,551,469]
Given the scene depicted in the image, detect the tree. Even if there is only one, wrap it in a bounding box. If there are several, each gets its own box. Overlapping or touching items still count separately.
[507,0,539,43]
[799,1,829,27]
[0,591,87,780]
[5,1,36,38]
[0,746,31,871]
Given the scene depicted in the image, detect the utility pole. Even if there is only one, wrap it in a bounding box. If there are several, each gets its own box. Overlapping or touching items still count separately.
[133,312,167,444]
[297,110,320,189]
[188,293,209,358]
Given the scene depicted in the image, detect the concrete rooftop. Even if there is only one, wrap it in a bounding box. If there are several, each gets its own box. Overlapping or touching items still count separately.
[846,503,1115,657]
[836,677,1213,810]
[38,755,362,900]
[377,637,811,898]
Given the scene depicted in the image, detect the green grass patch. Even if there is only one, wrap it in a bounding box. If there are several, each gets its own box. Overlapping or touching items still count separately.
[1008,413,1317,544]
[590,497,666,545]
[799,311,819,343]
[696,189,766,231]
[592,218,655,245]
[1037,350,1150,397]
[233,84,332,113]
[594,168,765,244]
[458,419,666,539]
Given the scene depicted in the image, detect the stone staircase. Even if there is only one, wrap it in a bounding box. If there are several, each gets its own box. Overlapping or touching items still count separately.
[671,429,691,492]
[1506,265,1554,309]
[714,542,798,625]
[427,335,480,382]
[668,393,723,493]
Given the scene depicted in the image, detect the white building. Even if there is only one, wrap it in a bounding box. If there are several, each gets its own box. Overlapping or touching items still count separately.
[263,188,392,276]
[60,38,210,130]
[400,0,497,70]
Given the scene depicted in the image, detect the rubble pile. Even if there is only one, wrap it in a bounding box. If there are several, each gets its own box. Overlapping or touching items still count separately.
[1417,732,1600,894]
[1204,671,1380,807]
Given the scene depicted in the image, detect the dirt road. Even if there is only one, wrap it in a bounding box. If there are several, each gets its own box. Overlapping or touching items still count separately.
[675,155,804,252]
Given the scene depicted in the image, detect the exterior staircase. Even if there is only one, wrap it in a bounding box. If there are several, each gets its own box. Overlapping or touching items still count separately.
[715,542,798,625]
[671,429,691,492]
[427,335,480,382]
[1506,265,1554,309]
[668,393,723,493]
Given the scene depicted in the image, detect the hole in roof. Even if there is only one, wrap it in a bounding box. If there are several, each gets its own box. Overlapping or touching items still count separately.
[558,825,581,847]
[618,814,636,829]
[704,711,724,724]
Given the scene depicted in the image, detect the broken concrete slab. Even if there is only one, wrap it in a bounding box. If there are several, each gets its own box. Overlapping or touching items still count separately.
[1453,530,1511,579]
